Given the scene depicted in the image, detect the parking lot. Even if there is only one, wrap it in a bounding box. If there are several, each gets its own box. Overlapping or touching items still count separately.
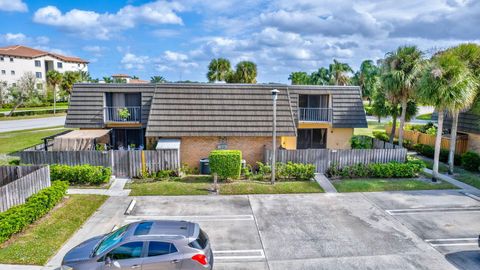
[46,190,480,270]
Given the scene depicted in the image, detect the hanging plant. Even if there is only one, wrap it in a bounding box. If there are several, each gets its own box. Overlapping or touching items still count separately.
[118,108,130,120]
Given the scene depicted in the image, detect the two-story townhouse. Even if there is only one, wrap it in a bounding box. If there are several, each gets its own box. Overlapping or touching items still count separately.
[64,83,367,168]
[0,45,88,90]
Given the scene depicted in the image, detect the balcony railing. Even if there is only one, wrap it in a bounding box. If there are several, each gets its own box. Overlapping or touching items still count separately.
[104,106,141,123]
[298,108,332,122]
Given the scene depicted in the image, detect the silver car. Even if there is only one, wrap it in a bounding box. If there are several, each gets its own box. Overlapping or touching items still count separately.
[61,220,213,270]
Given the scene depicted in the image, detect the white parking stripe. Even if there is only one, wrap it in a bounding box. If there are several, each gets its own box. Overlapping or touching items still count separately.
[430,243,478,247]
[124,215,255,222]
[213,249,266,260]
[425,238,478,242]
[425,237,478,247]
[386,207,480,215]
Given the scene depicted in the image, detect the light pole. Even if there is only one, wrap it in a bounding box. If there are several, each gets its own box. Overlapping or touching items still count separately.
[271,89,279,185]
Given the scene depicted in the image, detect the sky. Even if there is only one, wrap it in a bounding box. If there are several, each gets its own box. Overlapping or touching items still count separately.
[0,0,479,83]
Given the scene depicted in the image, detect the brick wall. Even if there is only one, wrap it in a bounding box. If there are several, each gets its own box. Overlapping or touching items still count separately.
[148,136,278,169]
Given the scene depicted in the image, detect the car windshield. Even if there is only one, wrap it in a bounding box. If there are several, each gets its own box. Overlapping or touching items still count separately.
[93,225,129,256]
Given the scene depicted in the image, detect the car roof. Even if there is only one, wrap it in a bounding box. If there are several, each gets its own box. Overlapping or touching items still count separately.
[124,220,197,242]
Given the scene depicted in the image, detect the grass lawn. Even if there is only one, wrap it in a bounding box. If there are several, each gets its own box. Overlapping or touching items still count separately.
[422,158,480,189]
[0,194,107,265]
[219,180,323,195]
[416,113,432,120]
[127,176,324,195]
[0,113,67,121]
[333,178,457,192]
[354,121,385,137]
[0,126,71,154]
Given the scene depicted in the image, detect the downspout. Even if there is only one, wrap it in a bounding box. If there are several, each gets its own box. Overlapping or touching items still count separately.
[285,86,297,137]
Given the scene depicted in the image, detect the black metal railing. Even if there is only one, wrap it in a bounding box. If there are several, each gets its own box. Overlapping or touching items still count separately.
[104,106,141,122]
[298,108,332,122]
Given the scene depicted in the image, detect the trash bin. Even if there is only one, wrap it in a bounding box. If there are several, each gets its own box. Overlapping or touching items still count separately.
[200,158,210,174]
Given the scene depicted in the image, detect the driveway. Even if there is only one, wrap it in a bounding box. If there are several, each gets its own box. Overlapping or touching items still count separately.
[0,116,66,132]
[42,191,479,270]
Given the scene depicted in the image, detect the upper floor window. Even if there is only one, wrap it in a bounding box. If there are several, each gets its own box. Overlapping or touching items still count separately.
[35,60,41,67]
[77,63,80,67]
[9,58,13,62]
[57,62,63,69]
[35,72,42,78]
[1,70,5,75]
[36,83,43,90]
[11,70,15,75]
[299,94,329,108]
[0,56,3,61]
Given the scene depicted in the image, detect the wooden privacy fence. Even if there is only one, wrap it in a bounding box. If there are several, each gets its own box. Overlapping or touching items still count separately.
[0,165,50,212]
[385,125,468,154]
[264,148,407,173]
[18,150,179,178]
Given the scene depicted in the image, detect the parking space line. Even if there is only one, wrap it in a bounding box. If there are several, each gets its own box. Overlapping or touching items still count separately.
[425,238,478,242]
[430,243,478,247]
[213,249,266,260]
[386,207,480,215]
[124,214,255,222]
[425,237,478,247]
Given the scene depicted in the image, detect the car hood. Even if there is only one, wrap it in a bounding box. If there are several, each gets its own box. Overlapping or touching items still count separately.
[63,235,104,264]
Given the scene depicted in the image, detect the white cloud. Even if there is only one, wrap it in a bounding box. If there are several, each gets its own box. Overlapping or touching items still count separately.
[0,0,27,12]
[83,45,104,53]
[33,1,184,40]
[121,53,150,70]
[0,32,50,45]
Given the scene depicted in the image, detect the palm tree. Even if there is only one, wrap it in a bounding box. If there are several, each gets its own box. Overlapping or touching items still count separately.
[444,44,480,174]
[353,60,380,105]
[418,52,478,181]
[288,72,310,85]
[103,76,113,83]
[46,70,63,114]
[60,71,81,96]
[77,71,92,82]
[310,67,331,85]
[150,76,167,83]
[382,46,423,148]
[231,61,257,84]
[329,59,353,85]
[207,58,231,82]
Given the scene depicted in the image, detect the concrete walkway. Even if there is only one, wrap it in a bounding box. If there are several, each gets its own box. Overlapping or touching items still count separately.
[67,177,131,196]
[0,265,43,270]
[314,173,338,193]
[423,168,479,191]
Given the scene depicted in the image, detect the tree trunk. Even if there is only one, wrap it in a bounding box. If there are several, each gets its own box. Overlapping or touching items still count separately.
[389,115,397,144]
[8,101,22,116]
[432,109,444,182]
[368,98,372,106]
[448,111,458,175]
[53,85,57,115]
[398,97,408,148]
[377,115,381,123]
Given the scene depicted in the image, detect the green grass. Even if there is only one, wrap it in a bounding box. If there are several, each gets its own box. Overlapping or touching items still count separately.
[0,126,71,154]
[127,176,212,196]
[0,194,107,265]
[333,178,457,192]
[0,113,66,121]
[423,158,480,189]
[354,121,385,137]
[416,113,433,120]
[127,176,324,195]
[219,180,323,195]
[0,103,68,112]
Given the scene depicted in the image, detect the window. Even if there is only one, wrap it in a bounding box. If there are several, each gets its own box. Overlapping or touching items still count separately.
[297,129,327,149]
[148,242,177,257]
[94,225,129,256]
[188,229,208,250]
[299,95,329,108]
[9,57,13,62]
[78,63,80,67]
[106,242,143,260]
[35,60,41,67]
[0,56,3,61]
[36,72,42,79]
[36,83,43,90]
[1,70,5,75]
[134,222,153,236]
[57,62,63,69]
[11,70,15,75]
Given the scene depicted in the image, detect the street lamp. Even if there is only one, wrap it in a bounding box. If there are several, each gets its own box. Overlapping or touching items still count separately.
[271,89,279,185]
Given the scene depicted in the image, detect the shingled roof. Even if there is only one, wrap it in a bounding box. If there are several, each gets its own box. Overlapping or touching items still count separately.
[145,84,297,137]
[0,45,88,63]
[445,111,480,134]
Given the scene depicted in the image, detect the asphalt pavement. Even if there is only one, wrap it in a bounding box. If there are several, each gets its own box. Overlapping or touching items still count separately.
[0,116,66,132]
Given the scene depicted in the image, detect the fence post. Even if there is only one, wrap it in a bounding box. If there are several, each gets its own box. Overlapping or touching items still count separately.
[110,150,115,176]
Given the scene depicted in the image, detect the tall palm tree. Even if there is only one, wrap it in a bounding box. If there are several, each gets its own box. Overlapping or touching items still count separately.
[418,52,478,181]
[382,46,423,148]
[150,76,167,83]
[353,60,380,105]
[288,72,310,85]
[231,61,257,84]
[207,58,231,82]
[445,43,480,174]
[103,76,113,83]
[329,59,353,85]
[46,70,63,114]
[310,67,331,85]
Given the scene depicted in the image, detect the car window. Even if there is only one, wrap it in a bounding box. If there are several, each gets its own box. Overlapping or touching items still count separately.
[188,229,208,250]
[148,242,178,257]
[107,242,143,260]
[94,225,129,256]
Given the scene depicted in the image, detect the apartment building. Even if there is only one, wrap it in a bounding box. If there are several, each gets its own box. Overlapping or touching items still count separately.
[0,45,88,90]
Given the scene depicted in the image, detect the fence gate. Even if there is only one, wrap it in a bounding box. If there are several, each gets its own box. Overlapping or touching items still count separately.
[113,151,130,177]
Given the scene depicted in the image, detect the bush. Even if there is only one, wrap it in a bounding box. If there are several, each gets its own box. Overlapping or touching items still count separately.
[413,144,462,165]
[373,131,389,142]
[461,151,480,172]
[326,159,425,179]
[0,181,68,243]
[276,162,316,181]
[209,150,242,180]
[351,135,373,149]
[50,164,111,185]
[155,170,177,179]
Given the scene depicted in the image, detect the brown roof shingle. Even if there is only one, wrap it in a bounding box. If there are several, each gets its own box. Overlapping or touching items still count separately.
[0,45,88,63]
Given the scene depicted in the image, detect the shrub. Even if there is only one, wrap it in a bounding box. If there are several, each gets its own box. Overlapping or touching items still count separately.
[276,162,315,181]
[155,170,177,179]
[373,131,389,142]
[50,164,111,185]
[209,150,242,180]
[351,135,373,149]
[0,181,68,244]
[461,151,480,172]
[326,159,425,179]
[413,144,461,165]
[256,161,272,177]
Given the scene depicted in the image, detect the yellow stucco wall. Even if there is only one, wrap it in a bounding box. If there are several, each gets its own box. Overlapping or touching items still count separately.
[467,132,480,154]
[281,122,353,150]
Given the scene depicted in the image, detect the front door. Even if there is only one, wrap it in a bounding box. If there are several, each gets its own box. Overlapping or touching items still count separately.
[297,129,327,149]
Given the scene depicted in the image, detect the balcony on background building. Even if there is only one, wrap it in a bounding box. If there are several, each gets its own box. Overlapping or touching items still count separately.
[104,106,141,123]
[298,108,332,122]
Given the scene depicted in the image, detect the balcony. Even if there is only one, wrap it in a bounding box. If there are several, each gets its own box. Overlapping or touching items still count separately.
[104,106,141,123]
[298,108,332,122]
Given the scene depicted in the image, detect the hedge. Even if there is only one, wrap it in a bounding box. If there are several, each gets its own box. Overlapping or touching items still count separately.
[253,162,315,181]
[0,181,68,243]
[326,158,425,179]
[209,150,242,180]
[50,164,111,185]
[461,151,480,172]
[413,144,462,166]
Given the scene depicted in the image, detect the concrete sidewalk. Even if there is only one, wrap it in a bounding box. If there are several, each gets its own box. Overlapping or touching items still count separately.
[67,177,130,196]
[314,173,338,193]
[423,168,479,191]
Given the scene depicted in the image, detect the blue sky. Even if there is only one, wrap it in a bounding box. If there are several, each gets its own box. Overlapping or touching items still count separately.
[0,0,479,83]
